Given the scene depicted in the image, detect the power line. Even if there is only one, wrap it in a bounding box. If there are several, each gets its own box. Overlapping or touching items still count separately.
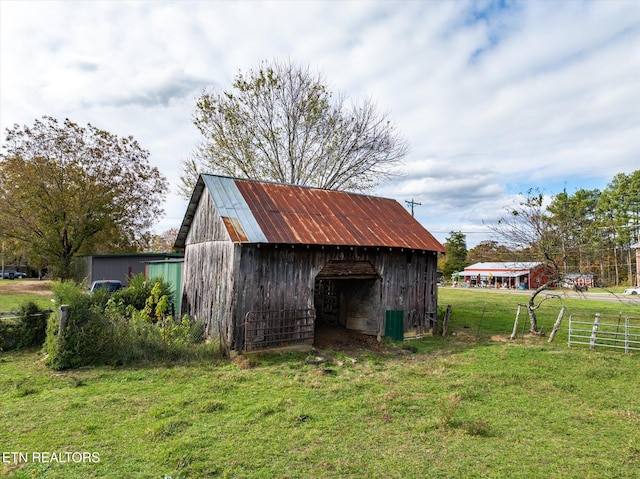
[430,230,491,234]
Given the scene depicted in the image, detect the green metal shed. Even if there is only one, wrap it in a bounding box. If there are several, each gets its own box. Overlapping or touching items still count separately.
[146,259,184,316]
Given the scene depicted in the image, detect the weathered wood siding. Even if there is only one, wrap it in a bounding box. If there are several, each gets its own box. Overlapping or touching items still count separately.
[178,178,443,352]
[179,190,441,351]
[181,241,236,350]
[185,189,231,243]
[232,245,440,350]
[180,192,237,351]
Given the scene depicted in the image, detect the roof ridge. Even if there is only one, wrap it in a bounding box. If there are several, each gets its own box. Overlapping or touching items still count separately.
[175,174,446,253]
[199,173,396,201]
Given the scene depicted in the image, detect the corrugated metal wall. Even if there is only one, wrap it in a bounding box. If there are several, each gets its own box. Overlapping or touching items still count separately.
[85,255,183,286]
[148,261,183,315]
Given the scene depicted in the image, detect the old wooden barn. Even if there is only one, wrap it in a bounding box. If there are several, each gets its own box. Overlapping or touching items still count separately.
[174,174,446,353]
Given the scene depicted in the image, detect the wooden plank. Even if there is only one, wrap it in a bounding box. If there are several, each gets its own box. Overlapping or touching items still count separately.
[548,307,566,342]
[182,238,441,352]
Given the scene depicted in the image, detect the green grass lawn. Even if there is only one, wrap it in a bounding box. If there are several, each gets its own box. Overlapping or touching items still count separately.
[438,286,640,343]
[1,285,639,478]
[0,280,54,311]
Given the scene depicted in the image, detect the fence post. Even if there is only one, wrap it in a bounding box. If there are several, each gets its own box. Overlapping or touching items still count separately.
[441,305,451,337]
[625,317,629,354]
[548,306,566,342]
[58,305,69,335]
[589,313,601,349]
[510,305,521,340]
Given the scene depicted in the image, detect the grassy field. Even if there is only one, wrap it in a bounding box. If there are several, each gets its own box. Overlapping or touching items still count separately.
[438,286,640,342]
[0,280,55,310]
[1,283,639,478]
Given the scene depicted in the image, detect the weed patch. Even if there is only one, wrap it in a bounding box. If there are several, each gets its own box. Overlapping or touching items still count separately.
[149,419,192,441]
[436,392,462,430]
[462,418,492,437]
[12,380,39,398]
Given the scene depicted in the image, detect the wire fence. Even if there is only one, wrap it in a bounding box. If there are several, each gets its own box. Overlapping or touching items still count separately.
[0,312,20,350]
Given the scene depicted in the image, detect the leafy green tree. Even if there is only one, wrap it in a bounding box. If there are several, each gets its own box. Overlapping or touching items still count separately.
[596,171,640,285]
[466,240,513,264]
[442,231,468,279]
[547,188,601,277]
[0,117,168,279]
[180,59,409,196]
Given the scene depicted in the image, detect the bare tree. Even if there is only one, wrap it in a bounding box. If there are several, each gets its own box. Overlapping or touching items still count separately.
[179,59,408,197]
[489,189,563,334]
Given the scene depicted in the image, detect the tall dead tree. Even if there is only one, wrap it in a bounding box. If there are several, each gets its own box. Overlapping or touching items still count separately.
[179,59,409,197]
[489,189,563,334]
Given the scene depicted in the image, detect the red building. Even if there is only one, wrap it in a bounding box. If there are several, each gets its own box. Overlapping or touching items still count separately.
[456,262,555,290]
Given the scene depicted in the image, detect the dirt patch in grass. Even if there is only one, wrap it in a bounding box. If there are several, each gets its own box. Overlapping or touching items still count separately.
[0,280,54,297]
[490,335,510,342]
[313,323,387,353]
[450,330,481,343]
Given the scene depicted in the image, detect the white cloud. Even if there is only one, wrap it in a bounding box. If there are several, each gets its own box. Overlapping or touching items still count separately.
[1,0,638,248]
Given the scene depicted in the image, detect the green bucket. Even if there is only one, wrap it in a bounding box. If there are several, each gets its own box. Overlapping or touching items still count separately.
[385,310,404,341]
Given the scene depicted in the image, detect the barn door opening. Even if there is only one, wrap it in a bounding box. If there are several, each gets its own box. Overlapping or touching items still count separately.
[313,260,381,337]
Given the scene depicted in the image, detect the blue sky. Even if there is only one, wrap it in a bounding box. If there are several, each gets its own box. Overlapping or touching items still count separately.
[1,0,638,247]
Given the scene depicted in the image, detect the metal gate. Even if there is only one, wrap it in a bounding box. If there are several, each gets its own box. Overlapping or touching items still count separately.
[244,308,315,352]
[568,313,640,353]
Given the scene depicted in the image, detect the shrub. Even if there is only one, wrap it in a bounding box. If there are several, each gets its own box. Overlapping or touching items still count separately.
[89,285,114,310]
[45,281,111,370]
[43,279,214,369]
[110,274,174,317]
[16,301,49,349]
[0,301,50,351]
[0,317,19,350]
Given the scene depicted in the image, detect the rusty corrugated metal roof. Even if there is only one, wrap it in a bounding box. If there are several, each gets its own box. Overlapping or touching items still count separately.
[175,174,446,253]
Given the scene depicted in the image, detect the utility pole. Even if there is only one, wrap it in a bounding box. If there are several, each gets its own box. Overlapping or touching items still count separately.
[405,199,421,217]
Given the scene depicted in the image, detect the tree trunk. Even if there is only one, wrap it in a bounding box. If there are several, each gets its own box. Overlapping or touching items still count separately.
[527,284,550,334]
[613,244,620,286]
[527,304,540,334]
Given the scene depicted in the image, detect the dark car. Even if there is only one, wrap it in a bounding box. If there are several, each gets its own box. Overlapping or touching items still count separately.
[2,270,27,279]
[90,280,123,293]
